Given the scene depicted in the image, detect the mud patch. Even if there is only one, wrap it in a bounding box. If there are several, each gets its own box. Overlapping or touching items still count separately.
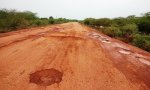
[39,27,45,29]
[118,48,133,55]
[88,32,111,43]
[99,38,111,43]
[48,35,83,40]
[20,70,25,75]
[52,27,62,32]
[30,68,63,86]
[88,32,102,38]
[135,56,150,65]
[37,32,46,36]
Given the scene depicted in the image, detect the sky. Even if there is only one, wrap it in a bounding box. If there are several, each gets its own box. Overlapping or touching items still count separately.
[0,0,150,20]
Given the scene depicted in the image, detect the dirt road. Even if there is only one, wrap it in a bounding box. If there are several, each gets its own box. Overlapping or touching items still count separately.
[0,22,150,90]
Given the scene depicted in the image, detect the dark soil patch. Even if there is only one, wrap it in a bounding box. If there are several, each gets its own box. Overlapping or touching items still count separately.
[30,68,63,86]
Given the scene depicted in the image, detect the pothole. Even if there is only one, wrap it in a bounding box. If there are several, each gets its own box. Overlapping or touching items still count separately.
[135,56,150,65]
[30,68,63,86]
[138,58,150,65]
[118,48,132,55]
[89,33,102,38]
[38,32,46,36]
[92,35,100,38]
[99,38,111,43]
[87,32,111,43]
[53,27,62,31]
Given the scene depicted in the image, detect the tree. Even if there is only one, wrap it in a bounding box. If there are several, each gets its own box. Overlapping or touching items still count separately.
[94,18,111,26]
[138,17,150,34]
[49,16,53,19]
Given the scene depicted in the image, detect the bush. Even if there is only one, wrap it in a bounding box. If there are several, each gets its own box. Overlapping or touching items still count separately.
[83,12,150,52]
[120,24,138,36]
[83,18,95,25]
[138,18,150,34]
[133,35,150,52]
[49,19,55,24]
[94,18,112,26]
[112,17,127,26]
[0,9,78,33]
[32,19,49,26]
[0,9,37,31]
[103,26,122,37]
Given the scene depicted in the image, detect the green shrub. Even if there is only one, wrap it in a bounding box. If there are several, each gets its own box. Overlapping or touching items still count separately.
[112,17,127,26]
[82,12,150,52]
[0,9,77,33]
[83,18,96,25]
[103,26,122,37]
[120,24,138,36]
[133,34,150,52]
[138,18,150,34]
[94,18,112,26]
[49,19,55,24]
[0,9,37,31]
[32,19,49,26]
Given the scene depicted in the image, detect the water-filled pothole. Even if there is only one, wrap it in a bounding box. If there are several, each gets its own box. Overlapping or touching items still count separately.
[30,68,63,86]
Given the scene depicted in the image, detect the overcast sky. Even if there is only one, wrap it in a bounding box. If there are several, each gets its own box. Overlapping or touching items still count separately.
[0,0,150,20]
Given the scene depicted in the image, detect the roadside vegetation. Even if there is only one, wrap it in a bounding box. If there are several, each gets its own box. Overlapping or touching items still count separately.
[83,12,150,52]
[0,9,150,52]
[0,9,77,33]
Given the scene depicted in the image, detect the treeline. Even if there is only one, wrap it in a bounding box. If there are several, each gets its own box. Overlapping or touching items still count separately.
[83,12,150,52]
[0,9,78,33]
[0,9,150,52]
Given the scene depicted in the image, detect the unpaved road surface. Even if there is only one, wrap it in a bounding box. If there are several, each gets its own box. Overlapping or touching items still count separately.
[0,22,150,90]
